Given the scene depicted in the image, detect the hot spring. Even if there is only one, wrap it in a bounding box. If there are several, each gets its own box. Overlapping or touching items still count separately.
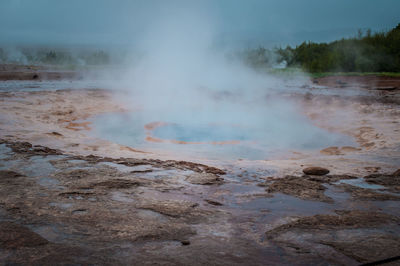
[91,89,355,160]
[88,15,356,160]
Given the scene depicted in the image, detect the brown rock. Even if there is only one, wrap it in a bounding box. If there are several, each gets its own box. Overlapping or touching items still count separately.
[303,167,330,176]
[204,199,223,206]
[181,240,191,245]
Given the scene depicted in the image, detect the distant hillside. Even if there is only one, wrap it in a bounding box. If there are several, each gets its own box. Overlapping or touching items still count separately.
[276,23,400,73]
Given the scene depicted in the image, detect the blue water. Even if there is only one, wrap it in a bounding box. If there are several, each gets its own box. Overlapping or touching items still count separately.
[153,123,247,142]
[90,111,356,160]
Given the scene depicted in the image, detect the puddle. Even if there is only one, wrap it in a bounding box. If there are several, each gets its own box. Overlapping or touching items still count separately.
[111,191,135,203]
[324,184,352,202]
[49,202,73,209]
[22,156,58,177]
[136,209,168,222]
[0,144,12,159]
[233,193,330,213]
[144,169,194,179]
[335,178,386,190]
[72,209,88,215]
[38,177,65,190]
[67,159,87,164]
[137,187,196,202]
[0,207,9,220]
[220,183,265,194]
[100,162,154,173]
[32,224,70,242]
[0,159,24,172]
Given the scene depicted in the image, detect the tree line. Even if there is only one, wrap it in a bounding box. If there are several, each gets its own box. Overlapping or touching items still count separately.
[244,23,400,73]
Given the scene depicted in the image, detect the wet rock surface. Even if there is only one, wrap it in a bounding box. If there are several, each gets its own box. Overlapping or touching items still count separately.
[321,235,400,264]
[266,210,399,236]
[185,173,224,185]
[2,140,62,156]
[0,140,398,264]
[265,175,333,202]
[0,222,49,249]
[364,170,400,192]
[137,200,202,219]
[0,170,24,179]
[0,140,243,264]
[0,75,400,264]
[337,183,400,201]
[266,210,400,264]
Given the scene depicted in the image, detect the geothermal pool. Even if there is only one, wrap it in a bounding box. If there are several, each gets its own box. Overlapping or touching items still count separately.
[0,79,357,160]
[91,109,355,160]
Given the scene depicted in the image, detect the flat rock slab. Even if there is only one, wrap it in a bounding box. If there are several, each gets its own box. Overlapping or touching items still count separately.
[266,210,400,238]
[322,235,400,264]
[266,175,332,202]
[337,183,400,201]
[138,200,200,218]
[0,222,48,249]
[265,210,400,264]
[185,173,224,185]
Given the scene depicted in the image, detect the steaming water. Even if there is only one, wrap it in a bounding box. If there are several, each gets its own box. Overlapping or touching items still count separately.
[87,11,359,160]
[153,123,246,142]
[1,79,356,160]
[91,107,355,160]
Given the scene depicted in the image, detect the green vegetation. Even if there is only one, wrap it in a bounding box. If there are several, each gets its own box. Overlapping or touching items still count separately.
[0,47,113,67]
[277,23,400,73]
[241,23,400,75]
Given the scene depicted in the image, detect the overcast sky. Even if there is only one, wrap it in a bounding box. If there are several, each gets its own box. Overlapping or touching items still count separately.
[0,0,399,47]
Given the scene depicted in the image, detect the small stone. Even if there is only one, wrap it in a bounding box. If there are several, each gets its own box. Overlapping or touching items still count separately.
[181,240,190,245]
[303,167,330,176]
[204,199,223,206]
[49,131,63,136]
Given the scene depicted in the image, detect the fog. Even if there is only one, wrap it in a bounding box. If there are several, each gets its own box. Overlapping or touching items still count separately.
[0,1,377,158]
[118,6,292,129]
[89,5,353,160]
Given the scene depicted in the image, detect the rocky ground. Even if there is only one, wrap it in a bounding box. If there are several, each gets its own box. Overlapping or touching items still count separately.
[0,66,399,265]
